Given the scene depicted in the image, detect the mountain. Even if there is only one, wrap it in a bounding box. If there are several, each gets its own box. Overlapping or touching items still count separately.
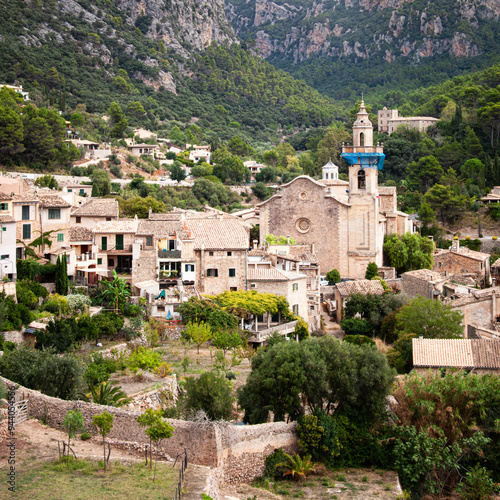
[226,0,500,99]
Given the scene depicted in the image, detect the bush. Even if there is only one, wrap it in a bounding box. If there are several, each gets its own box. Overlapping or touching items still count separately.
[91,312,124,339]
[127,347,162,371]
[457,465,498,500]
[123,303,142,317]
[262,448,288,480]
[184,372,234,420]
[343,335,376,347]
[0,345,82,400]
[340,317,373,337]
[83,352,124,387]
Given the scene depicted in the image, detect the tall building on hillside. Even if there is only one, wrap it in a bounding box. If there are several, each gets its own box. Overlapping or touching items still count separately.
[256,101,412,278]
[378,107,439,135]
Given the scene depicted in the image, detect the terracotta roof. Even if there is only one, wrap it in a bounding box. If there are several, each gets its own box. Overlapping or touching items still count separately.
[69,226,93,242]
[248,265,307,281]
[0,192,11,200]
[0,215,15,223]
[413,338,500,369]
[71,198,119,217]
[435,247,490,262]
[38,194,71,208]
[402,269,445,283]
[12,192,40,203]
[335,279,385,297]
[188,218,249,250]
[130,143,159,148]
[93,219,139,234]
[136,220,185,237]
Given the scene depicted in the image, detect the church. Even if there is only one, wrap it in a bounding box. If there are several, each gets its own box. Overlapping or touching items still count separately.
[256,101,412,278]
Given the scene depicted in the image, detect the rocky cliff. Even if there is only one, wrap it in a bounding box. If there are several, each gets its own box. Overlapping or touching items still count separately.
[226,0,500,65]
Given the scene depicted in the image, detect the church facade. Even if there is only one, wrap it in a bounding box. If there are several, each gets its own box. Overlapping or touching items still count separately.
[257,101,412,278]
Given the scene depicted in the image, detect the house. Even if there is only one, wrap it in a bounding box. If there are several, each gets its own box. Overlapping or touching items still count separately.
[0,215,16,280]
[433,240,490,287]
[492,258,500,284]
[63,184,92,197]
[128,143,159,158]
[71,198,119,229]
[93,218,139,282]
[244,161,265,180]
[12,192,72,259]
[333,279,386,322]
[412,338,500,374]
[401,269,447,299]
[70,226,100,286]
[481,187,500,204]
[188,149,211,163]
[0,84,29,100]
[377,107,439,135]
[0,175,27,196]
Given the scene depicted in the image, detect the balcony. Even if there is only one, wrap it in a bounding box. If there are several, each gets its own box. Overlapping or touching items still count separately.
[76,253,96,261]
[247,320,298,344]
[158,250,181,259]
[103,245,133,254]
[158,271,180,282]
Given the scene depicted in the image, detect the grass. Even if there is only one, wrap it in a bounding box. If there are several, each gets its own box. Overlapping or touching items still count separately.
[2,457,178,499]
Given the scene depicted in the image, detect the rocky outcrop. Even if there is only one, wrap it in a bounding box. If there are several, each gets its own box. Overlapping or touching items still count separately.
[227,0,499,65]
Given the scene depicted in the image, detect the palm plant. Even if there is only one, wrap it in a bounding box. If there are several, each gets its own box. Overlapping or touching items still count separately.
[81,381,131,407]
[100,270,131,313]
[275,453,316,481]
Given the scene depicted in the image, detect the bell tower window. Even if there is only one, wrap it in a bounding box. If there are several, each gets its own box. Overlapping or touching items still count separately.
[358,170,366,190]
[360,132,365,146]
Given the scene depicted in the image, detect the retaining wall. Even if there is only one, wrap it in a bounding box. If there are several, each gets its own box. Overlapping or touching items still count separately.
[1,376,297,483]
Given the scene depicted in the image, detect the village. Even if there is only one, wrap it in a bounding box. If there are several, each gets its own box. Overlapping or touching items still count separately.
[2,100,500,500]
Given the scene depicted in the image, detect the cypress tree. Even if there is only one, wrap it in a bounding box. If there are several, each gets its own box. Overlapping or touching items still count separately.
[55,255,62,294]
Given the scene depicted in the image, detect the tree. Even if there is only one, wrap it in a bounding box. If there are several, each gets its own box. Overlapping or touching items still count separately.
[107,102,128,138]
[255,166,276,183]
[184,371,235,420]
[143,413,174,481]
[406,156,444,192]
[62,410,84,463]
[238,337,394,424]
[325,269,340,285]
[395,296,463,339]
[167,161,186,183]
[90,169,111,197]
[34,174,58,190]
[55,255,68,296]
[183,322,212,354]
[137,408,161,468]
[384,233,434,273]
[262,150,279,168]
[100,270,131,313]
[251,182,270,200]
[93,411,114,472]
[275,453,316,481]
[365,262,378,280]
[0,105,24,163]
[227,135,254,158]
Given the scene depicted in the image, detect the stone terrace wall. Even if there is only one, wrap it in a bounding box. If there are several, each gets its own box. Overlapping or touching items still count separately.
[219,421,298,484]
[1,376,298,483]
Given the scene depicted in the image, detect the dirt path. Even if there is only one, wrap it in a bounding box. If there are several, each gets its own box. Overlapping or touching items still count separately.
[5,419,146,465]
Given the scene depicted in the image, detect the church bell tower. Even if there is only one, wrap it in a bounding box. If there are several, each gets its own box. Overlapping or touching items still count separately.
[341,101,385,277]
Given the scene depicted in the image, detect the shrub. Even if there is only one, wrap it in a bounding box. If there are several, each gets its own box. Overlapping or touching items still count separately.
[91,312,124,339]
[456,465,498,500]
[67,294,92,315]
[343,335,376,347]
[127,347,162,371]
[262,448,288,480]
[123,303,142,317]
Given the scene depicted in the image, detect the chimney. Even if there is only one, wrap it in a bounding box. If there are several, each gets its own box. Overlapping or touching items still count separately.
[287,235,290,245]
[253,239,258,250]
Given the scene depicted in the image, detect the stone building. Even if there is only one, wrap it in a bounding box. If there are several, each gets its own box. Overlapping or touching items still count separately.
[257,101,411,279]
[401,269,447,299]
[71,198,119,229]
[433,240,490,287]
[0,215,16,279]
[333,279,385,322]
[378,107,439,135]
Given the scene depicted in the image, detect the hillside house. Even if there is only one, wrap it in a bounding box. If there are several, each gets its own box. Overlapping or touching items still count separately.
[71,198,119,229]
[333,279,385,322]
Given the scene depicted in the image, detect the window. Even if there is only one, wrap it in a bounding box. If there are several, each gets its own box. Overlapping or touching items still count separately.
[230,287,237,291]
[79,189,85,195]
[108,259,114,267]
[207,269,218,277]
[22,224,31,240]
[185,264,194,272]
[48,208,61,220]
[357,170,366,190]
[293,283,299,291]
[101,236,107,251]
[168,240,176,250]
[22,205,30,220]
[293,304,299,315]
[1,255,8,260]
[2,227,6,232]
[76,216,81,224]
[209,251,214,256]
[310,305,315,311]
[250,283,257,289]
[66,255,70,263]
[227,251,232,256]
[97,258,102,265]
[68,189,73,193]
[106,217,112,221]
[116,234,124,250]
[229,268,236,277]
[57,233,64,242]
[146,236,153,247]
[0,203,7,210]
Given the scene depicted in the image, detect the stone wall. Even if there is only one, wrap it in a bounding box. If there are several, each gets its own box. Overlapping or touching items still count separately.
[1,376,298,484]
[401,274,434,299]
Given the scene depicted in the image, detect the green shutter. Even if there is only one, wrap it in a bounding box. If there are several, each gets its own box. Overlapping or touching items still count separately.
[116,234,124,250]
[101,236,107,251]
